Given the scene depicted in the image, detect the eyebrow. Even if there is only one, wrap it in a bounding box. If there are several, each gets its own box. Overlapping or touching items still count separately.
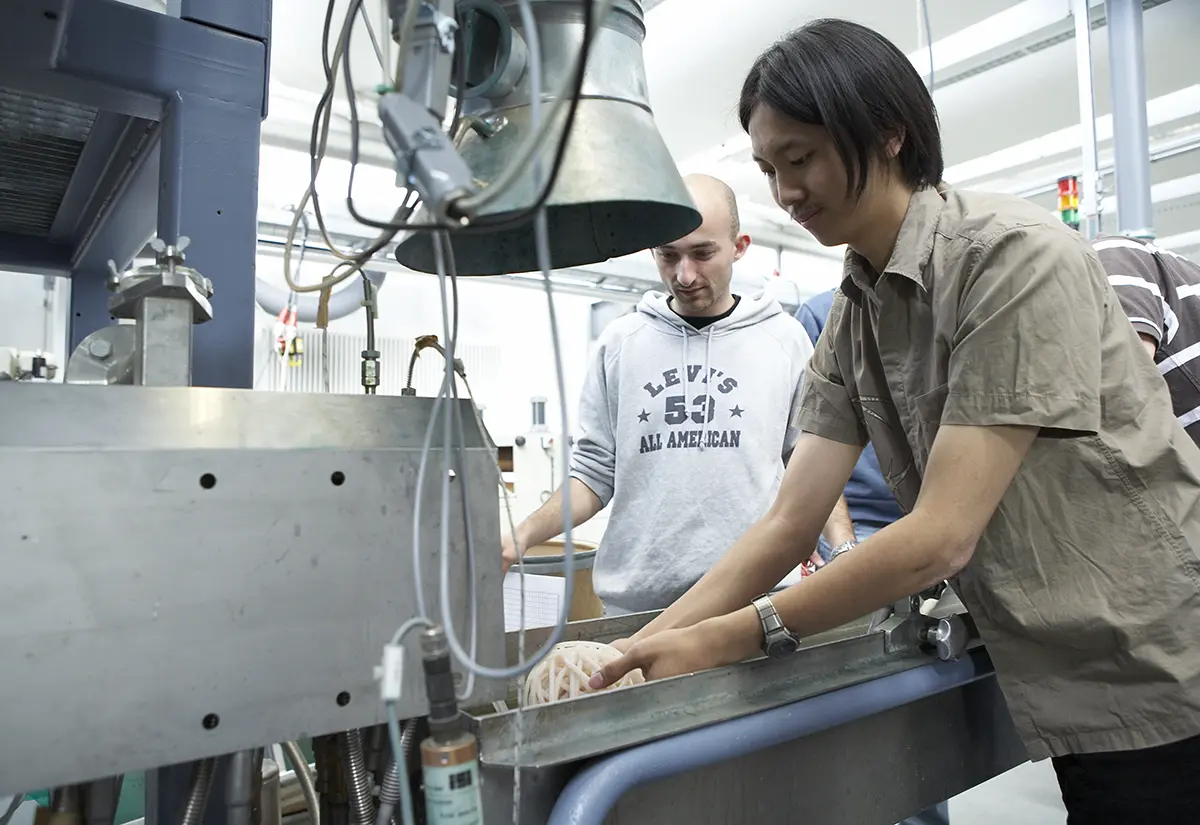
[751,137,809,163]
[656,241,718,253]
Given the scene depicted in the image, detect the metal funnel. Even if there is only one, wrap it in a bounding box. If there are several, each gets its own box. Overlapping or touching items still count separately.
[394,0,700,276]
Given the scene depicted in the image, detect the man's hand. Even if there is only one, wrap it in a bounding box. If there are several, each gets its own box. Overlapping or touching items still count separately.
[589,627,712,689]
[500,529,523,577]
[590,611,759,689]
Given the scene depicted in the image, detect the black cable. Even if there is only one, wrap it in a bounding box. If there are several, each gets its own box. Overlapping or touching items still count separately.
[342,0,597,235]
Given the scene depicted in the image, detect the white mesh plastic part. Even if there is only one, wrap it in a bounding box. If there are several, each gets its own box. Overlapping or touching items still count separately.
[523,640,645,706]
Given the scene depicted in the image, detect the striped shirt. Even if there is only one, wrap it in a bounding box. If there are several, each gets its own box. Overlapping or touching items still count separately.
[1094,235,1200,445]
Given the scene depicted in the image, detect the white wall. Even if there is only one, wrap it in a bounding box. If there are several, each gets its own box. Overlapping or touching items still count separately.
[0,272,70,372]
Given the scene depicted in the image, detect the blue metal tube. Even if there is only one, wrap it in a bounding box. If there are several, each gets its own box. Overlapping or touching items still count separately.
[547,650,995,825]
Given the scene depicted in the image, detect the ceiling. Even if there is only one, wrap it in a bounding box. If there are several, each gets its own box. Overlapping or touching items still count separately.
[262,0,1200,270]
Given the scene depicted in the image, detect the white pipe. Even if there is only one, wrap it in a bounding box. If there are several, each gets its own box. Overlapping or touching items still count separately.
[1072,0,1103,239]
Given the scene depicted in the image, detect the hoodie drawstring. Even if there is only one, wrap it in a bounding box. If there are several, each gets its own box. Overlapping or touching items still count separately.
[699,327,713,451]
[677,324,715,452]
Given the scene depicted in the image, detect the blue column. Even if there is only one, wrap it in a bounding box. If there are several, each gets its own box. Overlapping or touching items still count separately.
[156,91,262,388]
[1105,0,1155,239]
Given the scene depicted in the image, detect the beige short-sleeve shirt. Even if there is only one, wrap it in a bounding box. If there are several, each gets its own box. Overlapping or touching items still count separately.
[799,185,1200,760]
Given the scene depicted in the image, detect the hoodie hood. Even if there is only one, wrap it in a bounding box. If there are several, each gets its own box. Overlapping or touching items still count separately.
[637,289,785,334]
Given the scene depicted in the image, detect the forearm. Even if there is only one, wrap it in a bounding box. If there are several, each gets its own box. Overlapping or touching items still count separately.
[633,512,822,642]
[514,477,603,550]
[820,496,856,546]
[704,511,960,661]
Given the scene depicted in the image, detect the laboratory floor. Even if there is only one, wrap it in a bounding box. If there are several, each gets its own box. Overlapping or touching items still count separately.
[947,759,1067,824]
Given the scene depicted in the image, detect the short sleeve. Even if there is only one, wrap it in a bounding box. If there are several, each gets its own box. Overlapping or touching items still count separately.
[1093,238,1167,346]
[796,295,869,447]
[944,226,1103,436]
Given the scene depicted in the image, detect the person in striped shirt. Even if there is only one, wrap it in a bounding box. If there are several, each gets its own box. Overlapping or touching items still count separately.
[1094,235,1200,445]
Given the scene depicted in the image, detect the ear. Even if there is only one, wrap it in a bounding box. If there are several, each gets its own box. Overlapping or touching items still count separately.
[732,233,752,262]
[886,129,905,159]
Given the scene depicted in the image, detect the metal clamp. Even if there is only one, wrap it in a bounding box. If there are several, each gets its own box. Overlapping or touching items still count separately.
[106,237,215,323]
[919,615,970,662]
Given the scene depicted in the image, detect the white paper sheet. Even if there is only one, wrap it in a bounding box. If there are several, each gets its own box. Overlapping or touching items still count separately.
[503,572,567,632]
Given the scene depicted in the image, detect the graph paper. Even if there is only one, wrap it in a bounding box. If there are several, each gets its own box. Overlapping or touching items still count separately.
[503,572,566,632]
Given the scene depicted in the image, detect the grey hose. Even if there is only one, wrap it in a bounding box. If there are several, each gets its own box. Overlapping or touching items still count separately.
[282,742,320,825]
[338,731,377,825]
[374,721,418,825]
[254,270,387,325]
[178,758,217,825]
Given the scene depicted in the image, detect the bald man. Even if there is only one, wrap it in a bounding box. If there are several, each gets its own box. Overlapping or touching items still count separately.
[502,174,843,614]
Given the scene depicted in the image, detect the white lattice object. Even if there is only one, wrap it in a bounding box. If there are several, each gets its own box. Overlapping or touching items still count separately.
[523,641,645,706]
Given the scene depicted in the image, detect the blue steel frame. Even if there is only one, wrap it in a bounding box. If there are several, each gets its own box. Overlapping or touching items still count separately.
[0,0,271,389]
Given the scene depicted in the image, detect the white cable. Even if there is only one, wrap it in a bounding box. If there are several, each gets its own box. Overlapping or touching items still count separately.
[509,8,541,820]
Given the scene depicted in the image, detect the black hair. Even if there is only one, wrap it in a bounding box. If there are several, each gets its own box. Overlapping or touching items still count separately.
[738,18,943,200]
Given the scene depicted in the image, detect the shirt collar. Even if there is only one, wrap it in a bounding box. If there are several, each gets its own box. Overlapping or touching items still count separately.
[840,185,947,306]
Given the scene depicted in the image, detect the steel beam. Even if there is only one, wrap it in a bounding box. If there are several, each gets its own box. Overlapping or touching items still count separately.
[67,267,115,354]
[0,233,72,276]
[50,0,266,117]
[1106,0,1155,238]
[0,4,161,120]
[71,135,161,279]
[153,92,261,388]
[169,0,272,41]
[50,113,158,250]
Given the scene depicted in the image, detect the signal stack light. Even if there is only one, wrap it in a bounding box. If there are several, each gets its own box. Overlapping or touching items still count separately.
[1057,176,1081,231]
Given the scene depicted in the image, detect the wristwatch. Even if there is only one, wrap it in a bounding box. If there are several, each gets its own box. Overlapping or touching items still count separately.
[828,539,857,562]
[751,594,800,658]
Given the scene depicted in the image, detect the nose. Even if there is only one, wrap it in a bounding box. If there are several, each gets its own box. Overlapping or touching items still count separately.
[772,174,806,213]
[676,259,700,287]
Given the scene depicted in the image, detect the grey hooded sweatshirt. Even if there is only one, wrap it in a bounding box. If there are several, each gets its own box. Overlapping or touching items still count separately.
[570,289,814,614]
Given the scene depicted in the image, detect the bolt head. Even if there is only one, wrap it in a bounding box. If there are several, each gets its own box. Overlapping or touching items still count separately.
[88,339,112,360]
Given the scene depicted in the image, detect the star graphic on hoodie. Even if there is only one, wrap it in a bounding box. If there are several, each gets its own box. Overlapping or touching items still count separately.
[730,405,744,418]
[637,409,650,423]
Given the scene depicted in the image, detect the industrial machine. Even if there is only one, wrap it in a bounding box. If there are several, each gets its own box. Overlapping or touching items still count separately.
[1,2,1031,825]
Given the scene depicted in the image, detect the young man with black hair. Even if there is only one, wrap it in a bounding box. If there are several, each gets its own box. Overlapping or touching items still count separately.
[591,18,1200,822]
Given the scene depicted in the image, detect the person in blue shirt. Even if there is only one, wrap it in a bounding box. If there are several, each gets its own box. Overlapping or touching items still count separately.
[795,288,950,825]
[795,289,905,557]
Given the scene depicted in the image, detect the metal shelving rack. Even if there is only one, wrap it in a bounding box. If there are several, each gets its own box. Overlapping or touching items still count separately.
[0,0,271,388]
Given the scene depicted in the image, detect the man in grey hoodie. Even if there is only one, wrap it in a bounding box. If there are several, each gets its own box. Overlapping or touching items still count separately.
[502,174,856,615]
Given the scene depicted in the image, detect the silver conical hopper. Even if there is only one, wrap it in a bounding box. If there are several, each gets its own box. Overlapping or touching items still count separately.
[394,0,701,276]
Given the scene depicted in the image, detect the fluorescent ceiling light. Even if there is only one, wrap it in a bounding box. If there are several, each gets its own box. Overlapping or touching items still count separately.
[945,85,1200,185]
[1157,231,1200,254]
[905,0,1089,87]
[1100,173,1200,215]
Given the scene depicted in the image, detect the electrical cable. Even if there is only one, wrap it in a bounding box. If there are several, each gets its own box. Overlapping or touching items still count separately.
[509,8,543,819]
[383,616,435,825]
[355,0,390,81]
[279,0,413,296]
[341,0,603,235]
[428,0,576,684]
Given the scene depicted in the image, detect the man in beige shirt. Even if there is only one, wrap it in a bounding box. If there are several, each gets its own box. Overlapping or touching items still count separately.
[591,18,1200,823]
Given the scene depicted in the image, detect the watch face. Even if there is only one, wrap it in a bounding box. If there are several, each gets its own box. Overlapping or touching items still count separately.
[768,636,800,658]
